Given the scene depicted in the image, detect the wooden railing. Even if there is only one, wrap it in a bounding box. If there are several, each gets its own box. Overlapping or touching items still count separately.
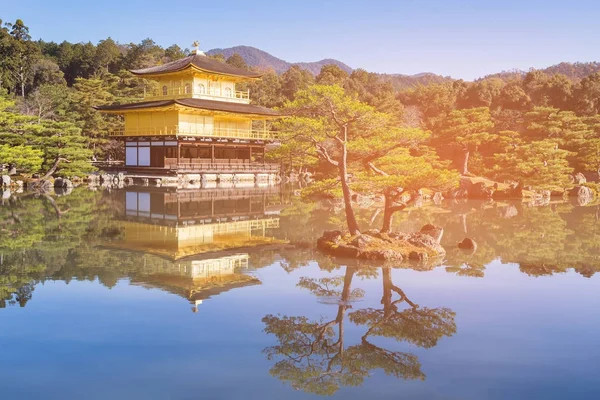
[108,126,278,141]
[167,160,280,173]
[145,86,250,103]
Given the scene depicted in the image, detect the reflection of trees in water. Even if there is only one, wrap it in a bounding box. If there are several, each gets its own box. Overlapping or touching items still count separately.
[3,189,600,308]
[262,267,456,395]
[0,189,107,306]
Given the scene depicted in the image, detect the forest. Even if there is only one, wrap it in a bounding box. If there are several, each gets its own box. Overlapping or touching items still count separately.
[1,17,600,212]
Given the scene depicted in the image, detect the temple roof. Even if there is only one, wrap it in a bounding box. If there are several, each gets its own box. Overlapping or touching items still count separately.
[132,273,261,303]
[130,54,263,79]
[95,98,279,116]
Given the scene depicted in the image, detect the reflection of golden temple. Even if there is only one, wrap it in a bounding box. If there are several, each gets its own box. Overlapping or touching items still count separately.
[104,187,286,310]
[106,187,284,259]
[131,253,260,312]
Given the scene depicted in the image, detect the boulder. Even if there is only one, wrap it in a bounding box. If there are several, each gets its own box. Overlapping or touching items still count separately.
[539,190,551,199]
[54,177,73,188]
[408,251,428,261]
[458,237,477,251]
[100,174,113,184]
[361,249,403,261]
[498,205,518,219]
[405,233,446,256]
[493,182,523,199]
[7,166,17,175]
[568,186,594,201]
[467,181,495,199]
[321,230,344,244]
[574,173,587,185]
[350,234,374,249]
[420,224,444,244]
[432,192,444,204]
[1,175,11,187]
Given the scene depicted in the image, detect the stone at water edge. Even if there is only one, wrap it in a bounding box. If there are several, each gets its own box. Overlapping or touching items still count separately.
[574,173,587,185]
[408,251,428,261]
[1,175,10,187]
[458,238,477,251]
[419,224,444,244]
[54,177,73,188]
[568,185,594,199]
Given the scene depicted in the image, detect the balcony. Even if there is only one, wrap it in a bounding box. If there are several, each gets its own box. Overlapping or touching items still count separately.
[145,86,250,103]
[108,126,279,141]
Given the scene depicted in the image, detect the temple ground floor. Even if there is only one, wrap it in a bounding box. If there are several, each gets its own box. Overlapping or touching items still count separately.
[99,137,280,187]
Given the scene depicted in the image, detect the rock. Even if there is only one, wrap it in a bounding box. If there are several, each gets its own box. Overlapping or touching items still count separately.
[15,180,23,188]
[55,186,73,196]
[498,205,518,219]
[1,175,10,187]
[100,174,112,184]
[407,233,446,256]
[54,177,73,188]
[568,186,594,201]
[458,238,477,251]
[360,249,403,261]
[467,181,495,199]
[321,230,344,244]
[336,244,361,258]
[574,172,587,185]
[350,234,373,249]
[318,229,444,262]
[493,182,523,199]
[7,166,17,175]
[539,190,551,199]
[408,251,428,261]
[420,224,444,244]
[432,192,444,204]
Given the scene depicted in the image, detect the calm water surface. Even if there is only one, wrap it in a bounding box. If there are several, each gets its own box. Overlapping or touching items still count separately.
[0,187,599,399]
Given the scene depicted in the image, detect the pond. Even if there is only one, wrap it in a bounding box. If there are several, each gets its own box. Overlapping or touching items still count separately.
[0,186,599,399]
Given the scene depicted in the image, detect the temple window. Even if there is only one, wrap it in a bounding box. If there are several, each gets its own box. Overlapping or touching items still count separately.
[162,85,168,96]
[224,87,232,97]
[197,84,205,94]
[184,83,191,94]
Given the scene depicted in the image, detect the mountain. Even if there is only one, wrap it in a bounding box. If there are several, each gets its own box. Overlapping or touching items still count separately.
[480,62,600,82]
[206,45,352,75]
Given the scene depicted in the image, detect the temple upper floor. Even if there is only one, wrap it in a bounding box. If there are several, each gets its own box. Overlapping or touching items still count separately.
[145,73,250,103]
[130,49,262,104]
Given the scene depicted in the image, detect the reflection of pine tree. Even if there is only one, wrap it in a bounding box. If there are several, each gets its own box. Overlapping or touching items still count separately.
[262,267,456,395]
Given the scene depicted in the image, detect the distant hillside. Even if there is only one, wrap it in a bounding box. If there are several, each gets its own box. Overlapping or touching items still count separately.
[382,72,454,90]
[480,62,600,82]
[206,45,352,75]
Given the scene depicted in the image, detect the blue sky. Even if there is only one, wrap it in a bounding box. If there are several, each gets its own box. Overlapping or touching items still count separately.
[1,0,599,79]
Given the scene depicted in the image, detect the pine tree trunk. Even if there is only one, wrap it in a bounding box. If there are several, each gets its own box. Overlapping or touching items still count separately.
[339,140,360,235]
[462,148,470,175]
[381,268,393,318]
[381,192,394,233]
[41,157,70,180]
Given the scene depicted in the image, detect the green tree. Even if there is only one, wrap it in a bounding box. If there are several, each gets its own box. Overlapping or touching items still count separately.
[94,38,121,73]
[225,53,249,70]
[280,65,314,101]
[436,107,495,175]
[0,144,43,172]
[280,85,385,234]
[0,19,40,96]
[316,64,349,86]
[493,139,573,189]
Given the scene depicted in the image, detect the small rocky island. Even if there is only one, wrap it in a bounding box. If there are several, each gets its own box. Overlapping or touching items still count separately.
[317,224,446,262]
